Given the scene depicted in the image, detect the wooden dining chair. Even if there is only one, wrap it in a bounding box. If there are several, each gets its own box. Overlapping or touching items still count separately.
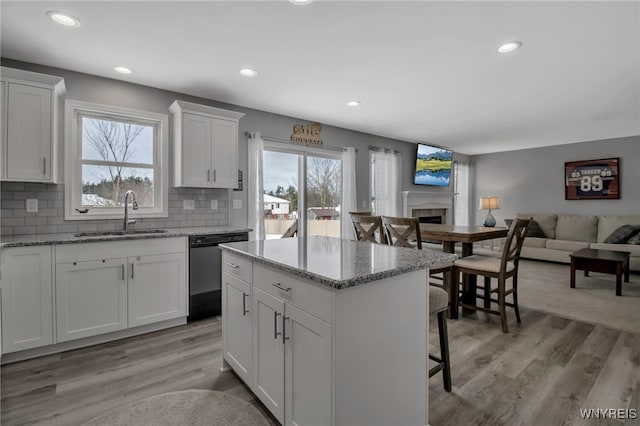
[381,216,422,249]
[453,218,530,333]
[349,213,386,244]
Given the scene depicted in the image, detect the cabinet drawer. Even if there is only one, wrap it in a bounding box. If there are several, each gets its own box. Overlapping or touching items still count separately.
[254,263,332,324]
[222,251,252,283]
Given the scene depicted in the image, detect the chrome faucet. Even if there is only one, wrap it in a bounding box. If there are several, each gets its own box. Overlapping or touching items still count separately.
[123,190,139,231]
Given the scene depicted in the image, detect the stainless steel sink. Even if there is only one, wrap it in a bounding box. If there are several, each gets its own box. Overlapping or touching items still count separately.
[74,229,170,237]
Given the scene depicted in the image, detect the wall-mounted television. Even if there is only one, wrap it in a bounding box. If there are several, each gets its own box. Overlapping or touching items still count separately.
[413,144,453,186]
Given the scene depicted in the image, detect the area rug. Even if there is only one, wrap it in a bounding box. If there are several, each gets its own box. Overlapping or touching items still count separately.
[517,259,640,334]
[82,389,270,426]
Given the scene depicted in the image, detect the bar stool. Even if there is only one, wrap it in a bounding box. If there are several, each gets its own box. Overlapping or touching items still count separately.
[429,286,452,392]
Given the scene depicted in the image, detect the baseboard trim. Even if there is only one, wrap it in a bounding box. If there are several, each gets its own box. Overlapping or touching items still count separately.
[1,317,187,364]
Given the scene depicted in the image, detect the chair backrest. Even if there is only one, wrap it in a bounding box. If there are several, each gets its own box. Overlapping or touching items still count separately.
[381,216,422,249]
[349,213,386,244]
[500,218,530,271]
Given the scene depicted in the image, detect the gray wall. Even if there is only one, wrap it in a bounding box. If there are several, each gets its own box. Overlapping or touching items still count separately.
[472,136,640,226]
[1,58,464,232]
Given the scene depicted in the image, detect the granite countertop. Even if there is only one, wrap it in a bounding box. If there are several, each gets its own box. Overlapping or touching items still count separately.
[220,236,456,289]
[0,226,252,248]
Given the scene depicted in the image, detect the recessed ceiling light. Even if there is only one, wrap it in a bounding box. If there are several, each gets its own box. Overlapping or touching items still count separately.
[239,68,258,77]
[347,100,361,107]
[46,11,81,28]
[114,66,133,75]
[497,41,522,53]
[289,0,314,4]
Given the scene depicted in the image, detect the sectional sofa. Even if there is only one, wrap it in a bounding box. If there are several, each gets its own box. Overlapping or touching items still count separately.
[514,213,640,272]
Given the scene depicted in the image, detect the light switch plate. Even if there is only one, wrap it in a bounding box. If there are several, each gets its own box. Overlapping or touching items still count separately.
[183,199,195,210]
[26,199,38,213]
[233,199,242,210]
[210,200,218,210]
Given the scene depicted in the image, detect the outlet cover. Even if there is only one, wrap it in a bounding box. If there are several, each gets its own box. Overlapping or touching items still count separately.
[210,200,218,210]
[183,199,195,210]
[233,199,242,210]
[26,199,38,213]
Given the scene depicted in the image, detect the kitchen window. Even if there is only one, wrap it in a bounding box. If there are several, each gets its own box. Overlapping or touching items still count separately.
[65,100,169,220]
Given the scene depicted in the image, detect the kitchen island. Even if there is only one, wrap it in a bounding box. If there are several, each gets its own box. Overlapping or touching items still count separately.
[220,236,455,426]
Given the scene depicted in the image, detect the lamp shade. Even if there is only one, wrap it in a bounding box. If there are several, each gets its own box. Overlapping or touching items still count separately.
[479,196,500,210]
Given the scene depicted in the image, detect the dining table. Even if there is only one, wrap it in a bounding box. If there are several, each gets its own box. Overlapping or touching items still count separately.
[419,224,509,318]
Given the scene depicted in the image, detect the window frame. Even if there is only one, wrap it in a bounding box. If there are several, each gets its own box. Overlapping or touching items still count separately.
[64,100,169,220]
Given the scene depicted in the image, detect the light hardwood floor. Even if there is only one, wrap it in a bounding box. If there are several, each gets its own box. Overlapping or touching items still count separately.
[2,310,639,425]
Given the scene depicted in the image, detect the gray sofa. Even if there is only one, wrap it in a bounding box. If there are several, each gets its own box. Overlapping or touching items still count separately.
[515,213,640,271]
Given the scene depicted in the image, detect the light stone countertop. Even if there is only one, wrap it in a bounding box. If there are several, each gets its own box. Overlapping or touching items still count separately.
[0,226,252,248]
[221,236,456,289]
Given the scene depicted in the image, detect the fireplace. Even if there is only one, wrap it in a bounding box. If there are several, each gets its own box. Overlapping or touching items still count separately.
[412,208,447,225]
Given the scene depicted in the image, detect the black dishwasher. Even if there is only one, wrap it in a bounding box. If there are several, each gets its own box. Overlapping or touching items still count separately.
[188,232,248,321]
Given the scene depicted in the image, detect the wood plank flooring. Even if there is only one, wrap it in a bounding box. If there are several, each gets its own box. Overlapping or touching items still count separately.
[2,309,639,425]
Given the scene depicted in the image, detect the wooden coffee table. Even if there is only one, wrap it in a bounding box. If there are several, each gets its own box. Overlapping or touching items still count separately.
[570,248,630,296]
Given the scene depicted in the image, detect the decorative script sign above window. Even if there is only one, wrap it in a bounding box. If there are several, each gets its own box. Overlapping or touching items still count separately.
[291,123,323,145]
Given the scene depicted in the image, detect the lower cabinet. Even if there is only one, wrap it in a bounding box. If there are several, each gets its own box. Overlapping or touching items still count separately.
[56,259,128,342]
[128,253,187,327]
[222,272,252,385]
[1,245,53,353]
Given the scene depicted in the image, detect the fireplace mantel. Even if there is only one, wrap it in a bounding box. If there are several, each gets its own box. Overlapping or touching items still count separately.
[401,191,454,224]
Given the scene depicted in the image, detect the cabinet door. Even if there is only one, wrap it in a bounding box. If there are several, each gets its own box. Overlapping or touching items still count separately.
[285,304,332,426]
[128,253,187,327]
[6,83,52,181]
[222,273,253,384]
[252,287,285,424]
[56,259,127,342]
[181,112,212,187]
[210,117,238,188]
[1,246,53,353]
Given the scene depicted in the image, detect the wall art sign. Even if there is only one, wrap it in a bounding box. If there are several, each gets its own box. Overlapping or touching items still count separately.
[291,123,323,145]
[565,158,620,200]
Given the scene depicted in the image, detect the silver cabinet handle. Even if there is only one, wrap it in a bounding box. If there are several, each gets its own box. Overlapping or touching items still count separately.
[131,263,134,279]
[121,264,125,281]
[242,292,249,316]
[207,169,211,182]
[274,311,281,339]
[282,315,290,343]
[43,157,46,175]
[226,262,239,269]
[272,282,292,292]
[213,169,216,182]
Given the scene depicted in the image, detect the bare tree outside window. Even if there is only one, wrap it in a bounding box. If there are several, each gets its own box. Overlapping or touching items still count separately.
[81,116,155,207]
[306,157,341,208]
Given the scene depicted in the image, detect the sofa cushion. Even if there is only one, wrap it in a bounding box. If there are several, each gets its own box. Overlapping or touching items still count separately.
[555,215,598,242]
[517,213,557,238]
[628,233,640,245]
[590,243,640,257]
[545,239,591,252]
[522,237,547,248]
[604,224,640,244]
[597,215,640,243]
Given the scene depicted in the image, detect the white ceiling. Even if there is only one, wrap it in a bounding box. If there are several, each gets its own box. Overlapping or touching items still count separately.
[1,1,639,155]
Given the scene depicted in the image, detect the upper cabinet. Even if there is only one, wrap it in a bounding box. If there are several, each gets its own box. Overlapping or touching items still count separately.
[170,100,244,188]
[1,67,65,183]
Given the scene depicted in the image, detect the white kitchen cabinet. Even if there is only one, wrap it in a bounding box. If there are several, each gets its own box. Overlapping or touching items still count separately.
[128,253,187,327]
[222,272,253,386]
[170,100,244,188]
[1,81,5,179]
[1,67,65,183]
[252,287,285,423]
[1,246,54,353]
[55,259,128,342]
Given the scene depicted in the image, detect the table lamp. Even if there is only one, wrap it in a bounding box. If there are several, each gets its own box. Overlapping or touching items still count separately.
[479,196,499,227]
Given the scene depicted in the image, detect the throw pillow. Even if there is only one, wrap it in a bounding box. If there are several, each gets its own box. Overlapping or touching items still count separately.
[603,225,640,244]
[505,218,546,237]
[504,219,513,227]
[627,233,640,245]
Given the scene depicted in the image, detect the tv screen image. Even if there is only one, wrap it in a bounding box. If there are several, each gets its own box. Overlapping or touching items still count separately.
[413,144,453,186]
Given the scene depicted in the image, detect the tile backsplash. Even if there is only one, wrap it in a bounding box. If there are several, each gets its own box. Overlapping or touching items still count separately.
[1,182,229,236]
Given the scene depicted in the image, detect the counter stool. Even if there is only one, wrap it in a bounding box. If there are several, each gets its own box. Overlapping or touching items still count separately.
[429,286,452,392]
